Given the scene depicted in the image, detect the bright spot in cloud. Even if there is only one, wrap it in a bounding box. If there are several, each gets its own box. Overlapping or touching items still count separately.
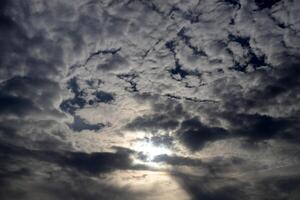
[134,141,172,161]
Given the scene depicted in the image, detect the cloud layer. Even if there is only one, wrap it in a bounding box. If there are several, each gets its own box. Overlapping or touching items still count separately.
[0,0,300,199]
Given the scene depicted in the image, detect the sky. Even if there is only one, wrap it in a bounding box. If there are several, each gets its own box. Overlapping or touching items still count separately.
[0,0,300,199]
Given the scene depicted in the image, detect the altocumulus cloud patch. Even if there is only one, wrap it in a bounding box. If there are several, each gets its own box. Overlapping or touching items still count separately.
[0,0,300,200]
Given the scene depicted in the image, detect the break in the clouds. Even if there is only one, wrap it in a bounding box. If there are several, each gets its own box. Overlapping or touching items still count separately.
[0,0,300,199]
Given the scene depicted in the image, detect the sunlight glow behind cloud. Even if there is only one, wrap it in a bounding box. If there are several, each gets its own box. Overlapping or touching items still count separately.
[134,141,172,161]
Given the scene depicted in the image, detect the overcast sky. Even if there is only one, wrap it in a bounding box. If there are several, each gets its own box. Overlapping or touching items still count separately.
[0,0,300,199]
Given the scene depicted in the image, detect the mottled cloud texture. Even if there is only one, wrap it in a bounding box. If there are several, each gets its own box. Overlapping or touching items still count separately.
[0,0,300,199]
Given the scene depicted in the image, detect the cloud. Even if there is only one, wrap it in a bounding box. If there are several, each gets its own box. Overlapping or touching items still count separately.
[0,0,300,199]
[255,175,300,199]
[173,167,300,200]
[153,154,203,166]
[0,142,147,175]
[224,113,300,142]
[174,173,248,200]
[68,115,104,132]
[0,154,145,200]
[176,117,229,151]
[126,113,179,132]
[254,0,282,10]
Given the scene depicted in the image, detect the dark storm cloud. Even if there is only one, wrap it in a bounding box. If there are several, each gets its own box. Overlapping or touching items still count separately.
[174,111,299,151]
[126,97,187,133]
[256,175,300,199]
[173,171,300,200]
[126,113,179,131]
[211,61,300,145]
[254,0,282,10]
[153,153,253,176]
[0,142,147,175]
[0,76,62,116]
[0,75,68,153]
[1,0,300,199]
[0,3,82,199]
[0,0,67,139]
[0,120,71,152]
[250,62,300,102]
[0,144,146,200]
[0,16,63,80]
[224,113,300,141]
[228,61,300,108]
[174,173,248,200]
[177,117,229,151]
[62,150,145,174]
[0,94,38,116]
[153,154,203,166]
[154,156,231,185]
[129,61,300,150]
[0,172,145,200]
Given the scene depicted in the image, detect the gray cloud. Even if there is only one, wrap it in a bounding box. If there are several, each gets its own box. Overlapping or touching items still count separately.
[0,0,300,199]
[177,117,229,151]
[174,173,248,200]
[68,115,104,132]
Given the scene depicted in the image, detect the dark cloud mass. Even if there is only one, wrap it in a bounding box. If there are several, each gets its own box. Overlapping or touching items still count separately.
[0,0,300,199]
[177,117,229,150]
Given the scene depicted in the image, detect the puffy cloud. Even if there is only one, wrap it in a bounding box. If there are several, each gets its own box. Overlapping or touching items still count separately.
[1,0,300,199]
